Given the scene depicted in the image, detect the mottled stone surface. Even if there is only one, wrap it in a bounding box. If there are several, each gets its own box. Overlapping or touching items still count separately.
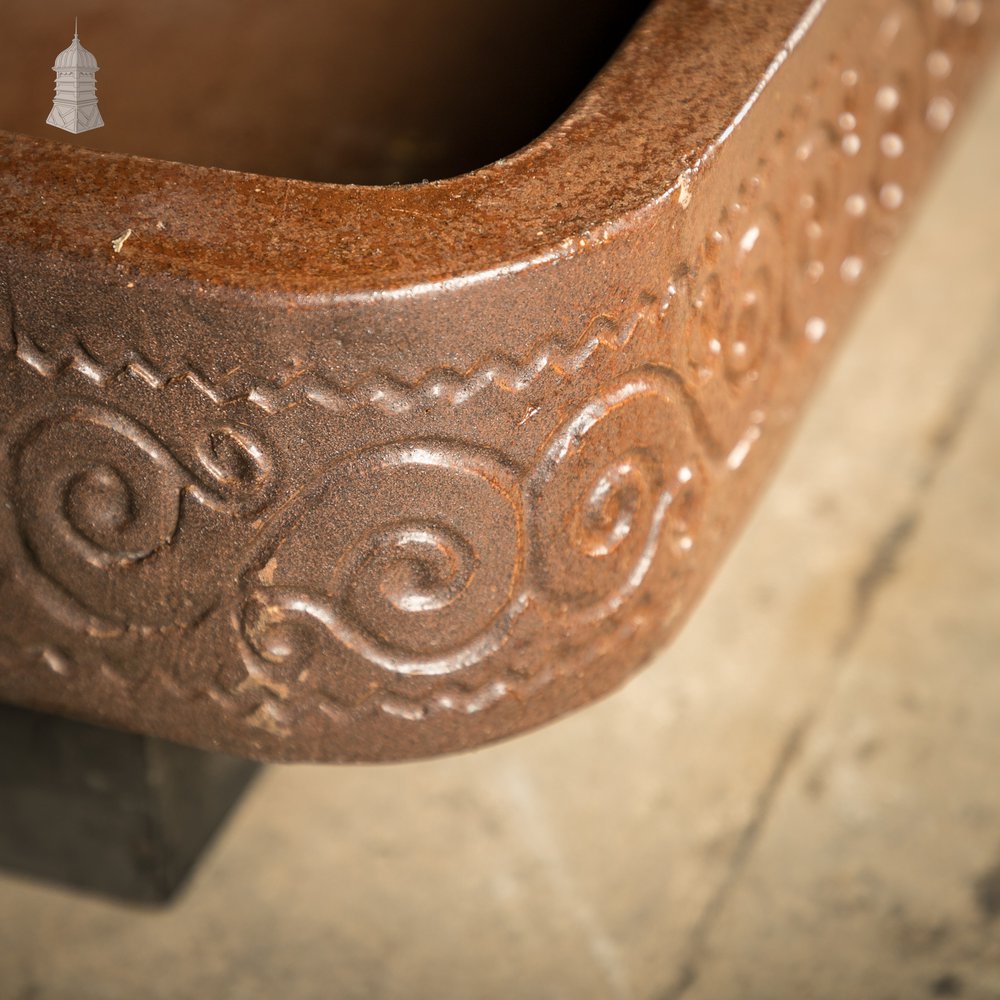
[0,54,998,1000]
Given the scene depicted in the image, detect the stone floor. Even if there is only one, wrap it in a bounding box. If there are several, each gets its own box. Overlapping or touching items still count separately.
[1,56,999,1000]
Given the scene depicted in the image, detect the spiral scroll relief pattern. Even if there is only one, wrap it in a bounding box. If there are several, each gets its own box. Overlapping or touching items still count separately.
[524,369,702,628]
[7,401,274,635]
[231,376,703,719]
[0,0,989,754]
[234,441,529,713]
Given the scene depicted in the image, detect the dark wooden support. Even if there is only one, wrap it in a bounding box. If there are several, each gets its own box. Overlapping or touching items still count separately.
[0,704,258,903]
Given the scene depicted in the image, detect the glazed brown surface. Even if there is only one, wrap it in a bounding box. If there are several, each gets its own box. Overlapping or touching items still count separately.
[0,0,996,761]
[2,0,812,296]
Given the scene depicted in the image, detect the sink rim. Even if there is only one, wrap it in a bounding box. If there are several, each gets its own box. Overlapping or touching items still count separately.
[0,0,817,300]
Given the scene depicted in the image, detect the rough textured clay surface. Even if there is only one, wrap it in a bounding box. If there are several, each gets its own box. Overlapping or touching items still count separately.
[0,0,996,761]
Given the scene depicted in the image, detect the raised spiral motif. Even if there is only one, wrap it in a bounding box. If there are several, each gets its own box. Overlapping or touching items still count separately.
[236,440,528,705]
[524,367,703,628]
[9,402,273,633]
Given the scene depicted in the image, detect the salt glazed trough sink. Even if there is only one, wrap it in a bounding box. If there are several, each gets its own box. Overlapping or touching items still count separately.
[0,0,996,762]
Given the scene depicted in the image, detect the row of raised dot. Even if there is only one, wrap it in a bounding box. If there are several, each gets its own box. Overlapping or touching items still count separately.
[935,0,981,22]
[842,132,862,156]
[880,132,905,158]
[840,255,864,283]
[804,316,827,342]
[927,95,954,131]
[875,85,900,113]
[957,0,981,26]
[879,183,904,210]
[845,193,867,218]
[806,18,968,341]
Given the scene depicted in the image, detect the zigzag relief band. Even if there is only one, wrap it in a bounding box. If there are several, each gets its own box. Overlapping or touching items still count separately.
[0,0,995,761]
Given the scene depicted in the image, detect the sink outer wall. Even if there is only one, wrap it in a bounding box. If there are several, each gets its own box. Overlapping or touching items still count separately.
[0,0,996,761]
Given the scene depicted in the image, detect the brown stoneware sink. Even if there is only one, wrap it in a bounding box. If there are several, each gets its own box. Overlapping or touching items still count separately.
[0,0,996,761]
